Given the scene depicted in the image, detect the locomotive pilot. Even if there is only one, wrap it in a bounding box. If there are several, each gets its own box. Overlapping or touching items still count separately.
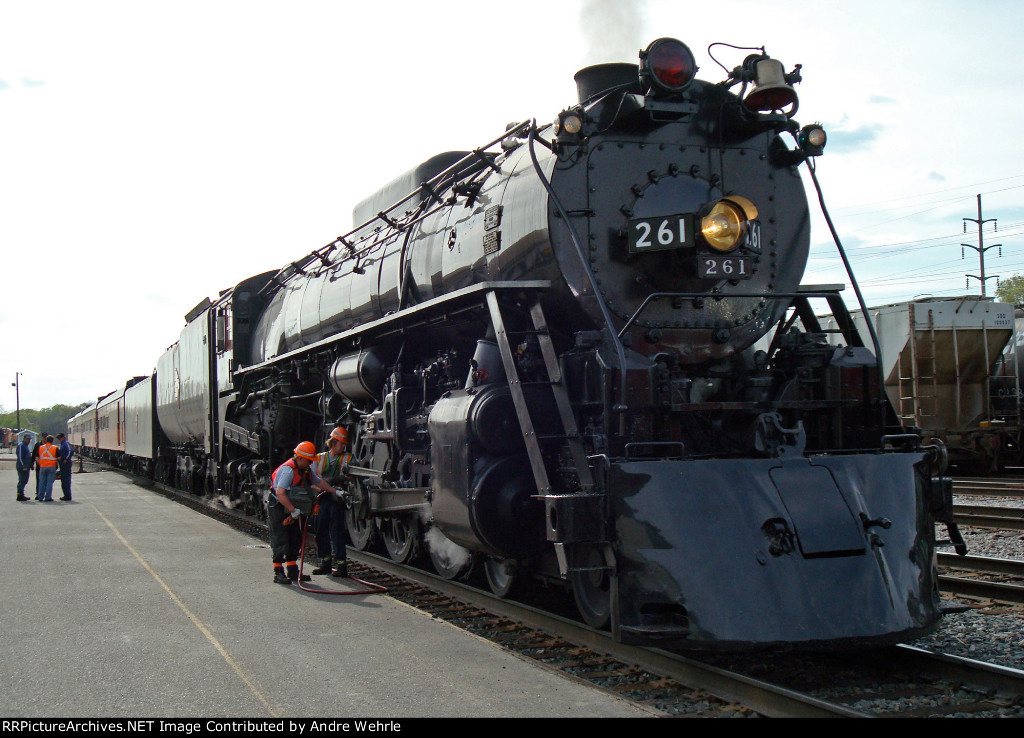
[311,427,353,579]
[268,441,340,585]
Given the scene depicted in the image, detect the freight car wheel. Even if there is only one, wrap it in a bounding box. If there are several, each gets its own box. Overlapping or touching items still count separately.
[379,514,422,563]
[570,546,611,629]
[483,556,519,598]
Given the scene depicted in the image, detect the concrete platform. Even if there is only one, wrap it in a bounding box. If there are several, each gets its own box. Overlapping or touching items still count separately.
[0,467,647,718]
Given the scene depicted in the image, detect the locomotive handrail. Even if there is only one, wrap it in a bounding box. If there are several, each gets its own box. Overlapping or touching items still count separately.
[259,121,537,300]
[332,122,531,257]
[616,289,848,340]
[527,121,630,414]
[803,157,887,431]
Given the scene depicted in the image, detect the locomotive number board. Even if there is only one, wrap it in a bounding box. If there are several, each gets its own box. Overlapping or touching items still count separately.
[628,214,694,253]
[699,256,752,279]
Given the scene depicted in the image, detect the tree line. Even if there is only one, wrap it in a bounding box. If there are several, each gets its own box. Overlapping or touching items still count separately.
[0,402,91,436]
[996,274,1024,306]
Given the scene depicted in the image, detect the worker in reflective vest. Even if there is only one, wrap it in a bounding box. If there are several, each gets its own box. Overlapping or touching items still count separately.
[268,441,340,585]
[36,436,59,502]
[311,427,353,579]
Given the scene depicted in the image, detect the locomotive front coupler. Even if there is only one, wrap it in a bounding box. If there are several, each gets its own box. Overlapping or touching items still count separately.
[904,436,965,557]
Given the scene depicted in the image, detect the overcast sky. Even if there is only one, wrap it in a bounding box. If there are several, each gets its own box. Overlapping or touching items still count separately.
[2,0,1023,411]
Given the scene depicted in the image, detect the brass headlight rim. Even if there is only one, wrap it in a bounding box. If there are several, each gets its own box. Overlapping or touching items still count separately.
[701,201,746,253]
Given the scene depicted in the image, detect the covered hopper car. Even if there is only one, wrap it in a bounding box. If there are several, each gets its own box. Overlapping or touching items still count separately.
[831,296,1019,474]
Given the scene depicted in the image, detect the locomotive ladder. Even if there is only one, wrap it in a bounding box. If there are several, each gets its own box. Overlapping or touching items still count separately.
[485,290,595,496]
[899,303,938,428]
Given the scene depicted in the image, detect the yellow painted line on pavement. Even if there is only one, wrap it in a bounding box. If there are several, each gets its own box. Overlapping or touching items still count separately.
[89,502,279,717]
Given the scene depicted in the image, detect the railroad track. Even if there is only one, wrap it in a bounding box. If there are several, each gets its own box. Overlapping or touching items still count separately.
[938,553,1024,604]
[701,646,1024,717]
[943,491,1024,604]
[93,460,1024,717]
[953,504,1024,531]
[953,476,1024,498]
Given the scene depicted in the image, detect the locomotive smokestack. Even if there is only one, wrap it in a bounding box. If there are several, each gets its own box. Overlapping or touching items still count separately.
[574,63,641,104]
[573,63,634,104]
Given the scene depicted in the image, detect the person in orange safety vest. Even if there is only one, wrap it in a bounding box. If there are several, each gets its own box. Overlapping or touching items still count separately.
[36,435,59,502]
[267,441,340,585]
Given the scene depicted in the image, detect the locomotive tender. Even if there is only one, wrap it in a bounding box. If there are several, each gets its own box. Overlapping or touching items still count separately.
[71,38,961,649]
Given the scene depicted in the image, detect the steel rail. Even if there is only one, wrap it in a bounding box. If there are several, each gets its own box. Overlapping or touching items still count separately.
[939,552,1024,577]
[889,645,1024,698]
[939,575,1024,604]
[953,504,1024,531]
[953,477,1024,498]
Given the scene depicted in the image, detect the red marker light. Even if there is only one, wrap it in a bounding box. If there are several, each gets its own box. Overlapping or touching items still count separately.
[643,38,696,93]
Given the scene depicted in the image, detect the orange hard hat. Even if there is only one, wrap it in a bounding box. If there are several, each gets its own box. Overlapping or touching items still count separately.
[294,441,317,460]
[329,427,348,444]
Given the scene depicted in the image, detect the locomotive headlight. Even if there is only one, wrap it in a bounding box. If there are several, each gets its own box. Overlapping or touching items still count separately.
[699,196,758,253]
[701,201,745,252]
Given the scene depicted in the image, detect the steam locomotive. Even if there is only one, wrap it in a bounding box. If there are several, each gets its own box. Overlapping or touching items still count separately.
[71,38,961,650]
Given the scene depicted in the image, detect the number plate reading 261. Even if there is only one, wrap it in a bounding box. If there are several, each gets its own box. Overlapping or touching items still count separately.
[628,214,693,253]
[699,256,752,279]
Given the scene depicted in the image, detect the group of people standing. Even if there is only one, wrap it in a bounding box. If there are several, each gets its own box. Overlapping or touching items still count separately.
[13,426,352,581]
[267,426,352,585]
[15,433,73,502]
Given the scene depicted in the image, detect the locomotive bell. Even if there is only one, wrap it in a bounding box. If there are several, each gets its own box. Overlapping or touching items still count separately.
[743,58,798,113]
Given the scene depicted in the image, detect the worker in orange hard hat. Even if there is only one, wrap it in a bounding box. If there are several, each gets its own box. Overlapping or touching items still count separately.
[311,427,353,578]
[268,440,341,585]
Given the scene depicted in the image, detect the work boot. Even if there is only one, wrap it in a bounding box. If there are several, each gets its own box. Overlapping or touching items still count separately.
[273,569,292,585]
[287,565,311,582]
[311,557,333,575]
[331,561,348,578]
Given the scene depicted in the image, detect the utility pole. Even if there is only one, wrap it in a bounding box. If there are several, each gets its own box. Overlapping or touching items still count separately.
[11,372,21,431]
[963,193,1001,296]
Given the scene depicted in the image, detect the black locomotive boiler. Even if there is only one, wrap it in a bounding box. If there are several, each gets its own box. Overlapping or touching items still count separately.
[73,38,959,650]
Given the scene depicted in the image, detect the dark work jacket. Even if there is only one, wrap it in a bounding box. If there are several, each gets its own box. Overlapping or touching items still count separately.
[16,442,32,471]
